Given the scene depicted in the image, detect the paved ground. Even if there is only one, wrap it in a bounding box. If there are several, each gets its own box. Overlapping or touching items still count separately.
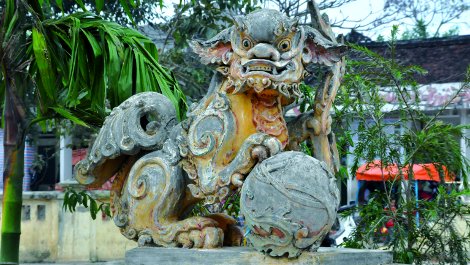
[23,261,124,265]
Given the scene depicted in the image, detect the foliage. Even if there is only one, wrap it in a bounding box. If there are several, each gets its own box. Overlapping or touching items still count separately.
[28,12,186,125]
[63,188,111,220]
[191,191,242,217]
[401,19,460,40]
[334,26,470,264]
[401,19,428,40]
[383,0,469,38]
[0,0,182,263]
[159,0,260,50]
[45,0,162,26]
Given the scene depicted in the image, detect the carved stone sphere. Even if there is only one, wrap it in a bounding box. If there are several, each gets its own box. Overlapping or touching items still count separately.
[240,151,340,258]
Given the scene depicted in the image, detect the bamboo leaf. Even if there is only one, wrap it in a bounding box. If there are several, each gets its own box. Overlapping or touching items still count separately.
[95,0,104,12]
[5,10,18,40]
[32,28,56,102]
[118,0,136,25]
[117,49,133,103]
[74,0,87,11]
[67,17,81,104]
[55,0,63,12]
[51,107,89,127]
[105,36,121,107]
[129,0,139,8]
[82,30,102,58]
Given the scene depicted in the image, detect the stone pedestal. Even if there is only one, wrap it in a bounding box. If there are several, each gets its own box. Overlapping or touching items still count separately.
[126,247,393,265]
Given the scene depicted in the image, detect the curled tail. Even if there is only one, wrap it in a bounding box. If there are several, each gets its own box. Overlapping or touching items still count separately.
[74,92,177,188]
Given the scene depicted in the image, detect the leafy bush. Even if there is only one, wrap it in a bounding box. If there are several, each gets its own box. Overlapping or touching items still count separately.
[334,26,470,264]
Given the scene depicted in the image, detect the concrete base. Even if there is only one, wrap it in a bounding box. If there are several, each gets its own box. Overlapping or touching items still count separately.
[126,247,393,265]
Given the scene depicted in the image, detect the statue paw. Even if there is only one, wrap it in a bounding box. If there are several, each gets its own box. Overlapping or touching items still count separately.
[207,213,243,246]
[251,136,282,162]
[176,226,224,248]
[228,133,283,188]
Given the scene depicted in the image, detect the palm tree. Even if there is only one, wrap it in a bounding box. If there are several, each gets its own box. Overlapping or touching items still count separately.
[0,0,185,263]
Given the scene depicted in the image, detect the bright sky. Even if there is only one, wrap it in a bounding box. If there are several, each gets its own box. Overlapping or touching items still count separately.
[159,0,470,40]
[322,0,470,39]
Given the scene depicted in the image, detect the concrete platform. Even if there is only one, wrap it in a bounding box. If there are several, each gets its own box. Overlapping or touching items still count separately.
[126,247,393,265]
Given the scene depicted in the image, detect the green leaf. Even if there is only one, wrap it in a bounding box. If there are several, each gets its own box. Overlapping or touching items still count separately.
[63,190,70,210]
[105,36,121,107]
[4,10,18,40]
[90,199,98,220]
[67,17,81,103]
[118,0,136,25]
[117,49,134,103]
[82,30,102,57]
[51,107,89,127]
[103,204,111,217]
[74,0,87,11]
[32,28,56,102]
[82,194,88,208]
[95,0,104,12]
[55,0,63,12]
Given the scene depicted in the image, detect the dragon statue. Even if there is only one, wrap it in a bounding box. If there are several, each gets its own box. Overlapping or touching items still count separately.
[75,3,345,253]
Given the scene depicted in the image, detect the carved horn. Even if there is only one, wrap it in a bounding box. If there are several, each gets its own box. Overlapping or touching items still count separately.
[301,26,347,67]
[307,0,336,42]
[190,27,233,65]
[288,17,299,32]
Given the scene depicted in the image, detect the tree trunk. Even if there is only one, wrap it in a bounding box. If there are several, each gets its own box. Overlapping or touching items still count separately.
[1,82,26,264]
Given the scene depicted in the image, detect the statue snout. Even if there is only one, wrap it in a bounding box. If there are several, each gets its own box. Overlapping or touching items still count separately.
[247,43,280,61]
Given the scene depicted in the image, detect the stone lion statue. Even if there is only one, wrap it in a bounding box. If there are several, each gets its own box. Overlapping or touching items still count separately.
[75,2,345,254]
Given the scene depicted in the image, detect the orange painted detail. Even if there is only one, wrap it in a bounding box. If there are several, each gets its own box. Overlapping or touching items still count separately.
[110,156,136,216]
[212,86,289,168]
[214,92,257,167]
[250,90,288,148]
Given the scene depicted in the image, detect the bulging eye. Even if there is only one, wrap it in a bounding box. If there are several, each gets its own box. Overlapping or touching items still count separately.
[242,38,253,50]
[278,39,291,52]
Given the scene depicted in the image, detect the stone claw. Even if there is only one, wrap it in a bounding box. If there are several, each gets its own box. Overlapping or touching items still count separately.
[262,136,282,157]
[176,227,224,249]
[231,172,245,187]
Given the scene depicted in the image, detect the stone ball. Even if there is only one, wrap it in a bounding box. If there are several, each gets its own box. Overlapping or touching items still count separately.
[240,151,340,258]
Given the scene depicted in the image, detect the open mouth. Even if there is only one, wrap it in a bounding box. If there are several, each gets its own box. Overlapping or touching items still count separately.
[241,60,293,76]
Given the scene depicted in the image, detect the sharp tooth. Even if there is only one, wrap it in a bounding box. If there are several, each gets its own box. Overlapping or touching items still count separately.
[254,86,264,93]
[226,78,234,87]
[279,83,290,97]
[272,67,278,75]
[262,78,271,88]
[232,80,242,94]
[216,66,229,76]
[292,83,302,97]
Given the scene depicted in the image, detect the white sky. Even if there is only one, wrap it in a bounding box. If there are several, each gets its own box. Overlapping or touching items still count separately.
[159,0,470,41]
[322,0,470,39]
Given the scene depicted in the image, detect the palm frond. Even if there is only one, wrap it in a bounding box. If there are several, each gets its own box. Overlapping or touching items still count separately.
[29,12,187,127]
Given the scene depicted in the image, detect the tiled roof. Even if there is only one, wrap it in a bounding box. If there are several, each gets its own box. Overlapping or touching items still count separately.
[361,35,470,84]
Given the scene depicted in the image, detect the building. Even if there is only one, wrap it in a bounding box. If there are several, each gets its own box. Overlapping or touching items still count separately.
[342,34,470,204]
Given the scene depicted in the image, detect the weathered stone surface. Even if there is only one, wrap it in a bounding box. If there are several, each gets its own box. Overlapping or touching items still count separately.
[241,152,340,258]
[125,247,393,265]
[74,1,347,257]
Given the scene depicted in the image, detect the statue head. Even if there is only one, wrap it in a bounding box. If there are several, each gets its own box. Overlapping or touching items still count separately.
[191,8,346,98]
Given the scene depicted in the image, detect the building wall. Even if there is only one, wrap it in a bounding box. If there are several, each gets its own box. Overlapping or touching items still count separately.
[0,191,136,263]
